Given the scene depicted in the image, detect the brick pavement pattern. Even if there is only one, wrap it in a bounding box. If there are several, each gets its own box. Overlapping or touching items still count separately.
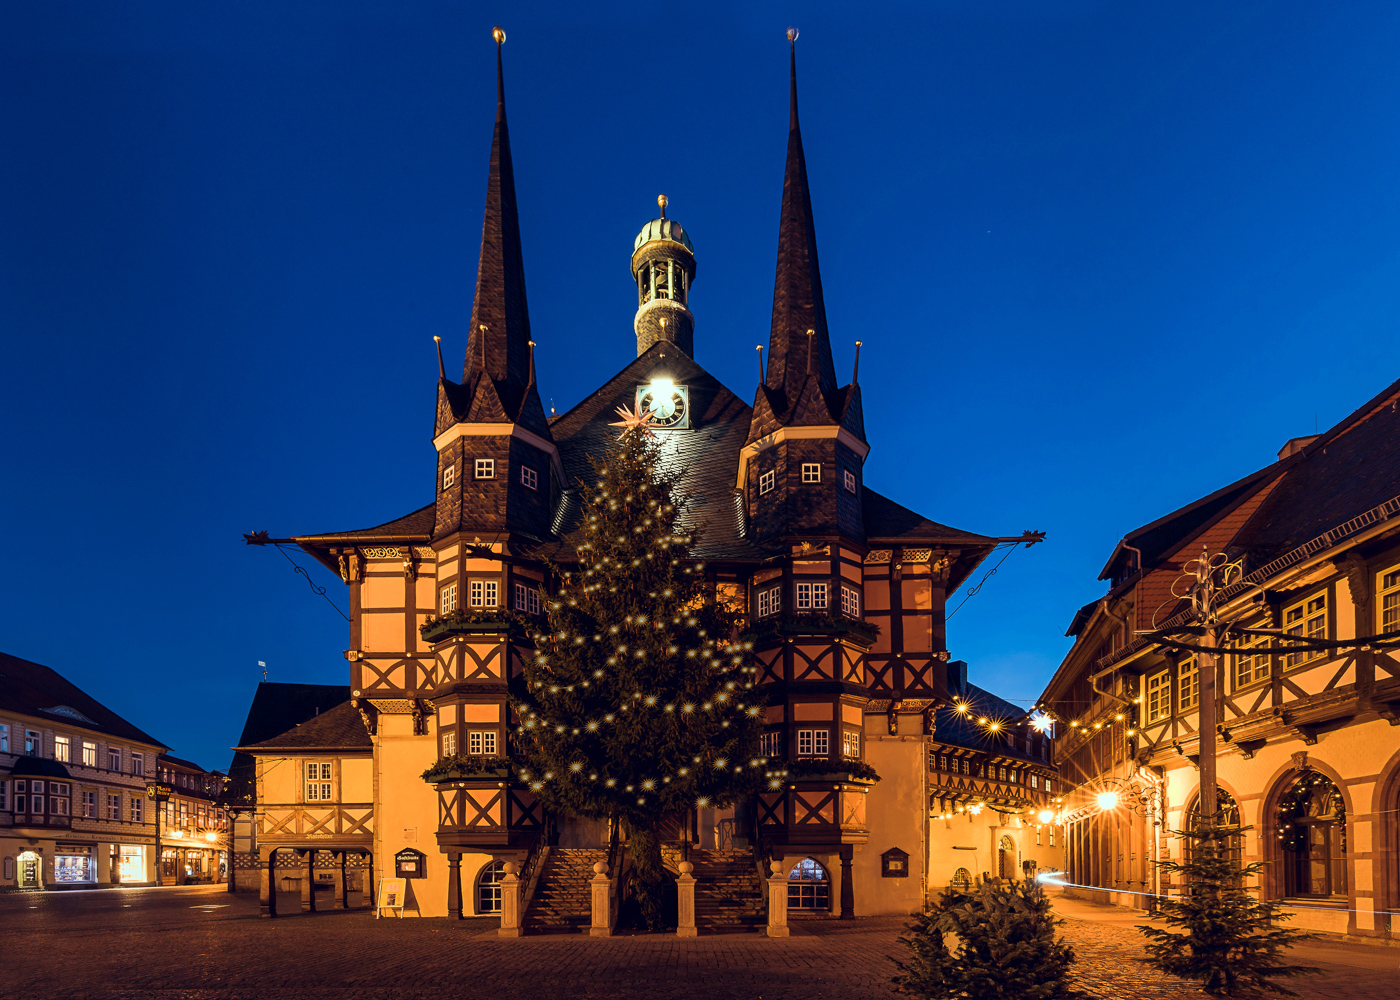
[1,885,1394,999]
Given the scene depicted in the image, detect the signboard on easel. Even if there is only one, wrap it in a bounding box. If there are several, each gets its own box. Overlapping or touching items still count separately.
[376,877,408,918]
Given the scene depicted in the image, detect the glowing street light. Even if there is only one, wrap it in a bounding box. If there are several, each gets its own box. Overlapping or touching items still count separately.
[1096,791,1119,811]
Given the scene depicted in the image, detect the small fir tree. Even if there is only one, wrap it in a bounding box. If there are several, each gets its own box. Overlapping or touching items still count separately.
[892,877,1084,1000]
[512,408,763,930]
[1139,817,1320,995]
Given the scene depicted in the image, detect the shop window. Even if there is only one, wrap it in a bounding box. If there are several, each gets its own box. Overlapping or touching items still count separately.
[756,587,781,618]
[470,580,498,608]
[442,465,455,491]
[1279,772,1347,897]
[795,582,827,610]
[305,762,333,801]
[787,858,830,910]
[760,731,781,758]
[1178,658,1199,712]
[796,728,828,757]
[514,582,541,615]
[477,860,506,914]
[520,466,538,490]
[1283,593,1327,668]
[841,585,859,617]
[759,469,775,495]
[801,463,821,483]
[842,731,860,758]
[475,458,495,479]
[1380,567,1400,633]
[468,731,498,756]
[1145,671,1170,724]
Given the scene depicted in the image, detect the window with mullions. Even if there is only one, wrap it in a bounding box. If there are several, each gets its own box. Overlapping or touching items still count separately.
[54,735,70,762]
[841,585,859,618]
[1145,671,1170,723]
[1283,593,1327,668]
[1235,634,1270,689]
[787,858,830,910]
[842,731,860,758]
[1279,772,1346,897]
[520,466,537,491]
[305,762,333,802]
[442,465,455,491]
[1178,658,1199,712]
[468,731,498,756]
[514,581,541,615]
[441,583,458,614]
[475,458,495,479]
[801,463,821,483]
[470,580,498,608]
[760,731,782,758]
[796,729,828,757]
[759,469,775,495]
[795,582,828,610]
[1380,568,1400,634]
[756,587,781,618]
[477,860,506,914]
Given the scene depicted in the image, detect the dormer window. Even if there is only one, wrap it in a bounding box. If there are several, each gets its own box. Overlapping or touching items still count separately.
[475,459,495,480]
[442,465,455,490]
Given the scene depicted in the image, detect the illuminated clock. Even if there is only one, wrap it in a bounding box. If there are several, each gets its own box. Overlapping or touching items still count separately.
[636,379,689,429]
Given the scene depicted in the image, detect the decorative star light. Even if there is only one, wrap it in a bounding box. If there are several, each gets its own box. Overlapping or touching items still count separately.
[609,402,659,438]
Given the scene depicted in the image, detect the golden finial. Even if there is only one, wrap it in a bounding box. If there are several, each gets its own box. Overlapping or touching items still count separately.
[493,26,506,45]
[658,193,668,219]
[787,27,798,43]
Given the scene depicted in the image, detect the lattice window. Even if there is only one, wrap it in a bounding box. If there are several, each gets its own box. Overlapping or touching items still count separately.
[759,469,775,495]
[801,463,821,483]
[1284,593,1327,668]
[470,580,498,608]
[1145,671,1170,724]
[902,548,933,563]
[843,469,857,493]
[469,731,498,756]
[788,858,830,910]
[796,728,828,757]
[441,731,456,757]
[442,465,455,491]
[865,550,892,563]
[795,582,827,609]
[757,587,781,618]
[441,583,458,614]
[475,458,495,479]
[841,585,859,617]
[1235,633,1269,688]
[842,731,860,758]
[477,861,506,914]
[305,762,332,801]
[514,582,541,615]
[520,466,538,490]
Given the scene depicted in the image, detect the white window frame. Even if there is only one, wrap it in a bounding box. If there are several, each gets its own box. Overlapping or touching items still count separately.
[441,730,457,757]
[842,731,860,758]
[108,747,122,772]
[759,469,775,495]
[475,458,495,479]
[1283,592,1327,668]
[1178,658,1199,712]
[54,735,70,762]
[520,466,538,490]
[514,582,540,615]
[442,464,456,490]
[1145,671,1170,724]
[1234,632,1269,689]
[756,586,781,618]
[131,796,143,823]
[470,579,498,608]
[1381,566,1400,634]
[131,752,144,777]
[468,731,498,756]
[107,792,122,820]
[441,583,458,614]
[801,463,821,483]
[796,728,828,757]
[304,762,333,802]
[795,582,828,610]
[840,584,859,617]
[82,790,96,818]
[0,724,7,753]
[82,741,95,766]
[843,469,857,494]
[25,730,42,755]
[760,732,781,758]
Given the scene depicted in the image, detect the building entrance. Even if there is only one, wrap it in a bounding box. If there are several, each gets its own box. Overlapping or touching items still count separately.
[18,850,42,889]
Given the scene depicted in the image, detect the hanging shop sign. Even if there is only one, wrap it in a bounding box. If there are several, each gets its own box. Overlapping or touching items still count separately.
[146,783,173,801]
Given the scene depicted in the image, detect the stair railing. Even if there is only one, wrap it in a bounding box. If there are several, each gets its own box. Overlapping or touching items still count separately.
[518,837,549,920]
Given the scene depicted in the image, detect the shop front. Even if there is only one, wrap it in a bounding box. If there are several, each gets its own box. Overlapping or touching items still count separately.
[118,844,147,883]
[54,844,95,884]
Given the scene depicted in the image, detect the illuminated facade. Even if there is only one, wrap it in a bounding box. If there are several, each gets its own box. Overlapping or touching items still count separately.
[1040,380,1400,940]
[252,36,1057,922]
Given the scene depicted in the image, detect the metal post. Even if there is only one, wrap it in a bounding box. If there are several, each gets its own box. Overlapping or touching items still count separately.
[1192,546,1219,829]
[676,861,697,937]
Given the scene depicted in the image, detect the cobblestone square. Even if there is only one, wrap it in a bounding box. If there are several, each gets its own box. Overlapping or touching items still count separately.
[2,885,1396,999]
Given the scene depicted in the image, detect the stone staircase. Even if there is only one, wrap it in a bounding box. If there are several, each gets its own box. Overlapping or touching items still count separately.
[522,847,607,934]
[687,848,766,933]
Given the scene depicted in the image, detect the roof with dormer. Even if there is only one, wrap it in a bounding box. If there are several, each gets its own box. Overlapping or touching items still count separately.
[0,650,167,750]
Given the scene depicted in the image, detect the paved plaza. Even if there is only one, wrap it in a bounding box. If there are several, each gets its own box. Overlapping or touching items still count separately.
[2,884,1396,999]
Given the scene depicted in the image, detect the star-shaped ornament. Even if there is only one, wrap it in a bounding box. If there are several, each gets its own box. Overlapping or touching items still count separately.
[609,403,658,438]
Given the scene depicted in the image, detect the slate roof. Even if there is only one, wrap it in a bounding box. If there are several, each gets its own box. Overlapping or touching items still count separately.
[930,661,1045,767]
[238,700,370,752]
[861,489,994,545]
[225,681,352,788]
[0,651,167,749]
[5,756,73,779]
[159,752,212,773]
[294,504,436,544]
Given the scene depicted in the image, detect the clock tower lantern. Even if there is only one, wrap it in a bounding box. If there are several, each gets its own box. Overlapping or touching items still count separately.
[631,194,697,357]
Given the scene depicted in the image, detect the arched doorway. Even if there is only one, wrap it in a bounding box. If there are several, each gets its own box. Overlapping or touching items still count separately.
[1278,771,1346,898]
[997,836,1015,879]
[787,857,830,911]
[952,867,973,891]
[476,860,505,915]
[1187,788,1243,868]
[17,850,42,889]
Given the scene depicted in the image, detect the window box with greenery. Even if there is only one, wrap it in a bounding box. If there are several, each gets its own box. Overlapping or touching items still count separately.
[419,607,534,644]
[765,757,881,785]
[420,755,516,784]
[743,612,880,647]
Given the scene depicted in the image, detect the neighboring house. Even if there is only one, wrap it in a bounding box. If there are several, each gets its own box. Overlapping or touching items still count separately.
[232,701,374,916]
[1039,376,1400,941]
[0,651,166,888]
[221,681,348,892]
[249,42,1046,920]
[154,754,229,885]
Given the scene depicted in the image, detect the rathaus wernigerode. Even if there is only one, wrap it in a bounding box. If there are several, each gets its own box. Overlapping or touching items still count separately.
[241,31,1062,925]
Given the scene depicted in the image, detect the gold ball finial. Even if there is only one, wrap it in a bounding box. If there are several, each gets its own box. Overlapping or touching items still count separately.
[492,26,506,45]
[657,193,668,218]
[787,27,798,43]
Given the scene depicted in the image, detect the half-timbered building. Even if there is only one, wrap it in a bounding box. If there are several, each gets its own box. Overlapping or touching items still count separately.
[1040,376,1400,940]
[252,36,1051,922]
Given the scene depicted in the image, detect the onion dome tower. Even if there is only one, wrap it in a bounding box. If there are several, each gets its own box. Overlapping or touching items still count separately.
[631,194,697,357]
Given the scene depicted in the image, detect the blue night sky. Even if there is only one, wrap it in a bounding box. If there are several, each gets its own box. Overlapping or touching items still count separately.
[2,2,1399,772]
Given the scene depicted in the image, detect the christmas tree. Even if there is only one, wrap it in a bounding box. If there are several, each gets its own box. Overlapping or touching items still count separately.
[892,876,1084,999]
[1139,816,1320,995]
[512,405,764,930]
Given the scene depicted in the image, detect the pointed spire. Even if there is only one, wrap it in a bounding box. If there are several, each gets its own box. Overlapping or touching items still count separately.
[766,28,837,405]
[464,26,532,390]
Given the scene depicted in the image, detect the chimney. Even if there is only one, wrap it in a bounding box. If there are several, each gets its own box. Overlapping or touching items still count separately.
[946,659,969,694]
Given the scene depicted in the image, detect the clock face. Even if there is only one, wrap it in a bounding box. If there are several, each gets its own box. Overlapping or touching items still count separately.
[636,384,688,428]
